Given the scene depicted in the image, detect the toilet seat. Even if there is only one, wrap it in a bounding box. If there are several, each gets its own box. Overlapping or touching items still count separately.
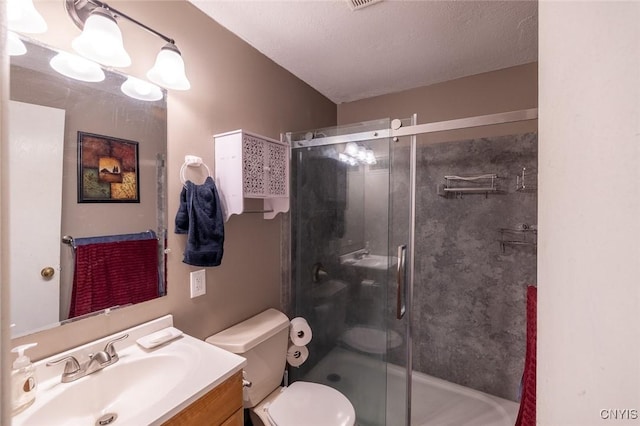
[258,381,356,426]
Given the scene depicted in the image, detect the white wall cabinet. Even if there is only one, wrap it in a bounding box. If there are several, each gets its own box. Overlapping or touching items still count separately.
[214,129,289,221]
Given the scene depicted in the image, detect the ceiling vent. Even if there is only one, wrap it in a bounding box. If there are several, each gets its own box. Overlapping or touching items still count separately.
[346,0,383,11]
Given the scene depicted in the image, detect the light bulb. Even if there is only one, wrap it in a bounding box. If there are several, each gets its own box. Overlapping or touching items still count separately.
[50,51,105,82]
[72,8,131,67]
[357,147,368,162]
[345,142,358,157]
[8,32,27,56]
[121,76,163,102]
[365,150,377,165]
[8,0,47,33]
[338,153,350,164]
[147,43,191,90]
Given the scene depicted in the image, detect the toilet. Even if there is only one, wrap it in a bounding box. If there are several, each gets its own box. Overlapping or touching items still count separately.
[206,308,356,426]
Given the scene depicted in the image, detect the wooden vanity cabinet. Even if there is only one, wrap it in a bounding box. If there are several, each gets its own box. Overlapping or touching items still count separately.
[163,370,243,426]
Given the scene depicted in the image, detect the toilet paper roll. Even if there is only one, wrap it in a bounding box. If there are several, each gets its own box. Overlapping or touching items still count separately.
[287,344,309,368]
[289,317,313,346]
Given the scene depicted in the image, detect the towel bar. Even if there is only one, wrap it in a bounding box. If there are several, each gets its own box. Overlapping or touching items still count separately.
[180,155,212,187]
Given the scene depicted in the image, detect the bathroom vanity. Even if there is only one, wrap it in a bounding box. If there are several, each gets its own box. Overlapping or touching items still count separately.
[164,370,243,425]
[12,315,246,426]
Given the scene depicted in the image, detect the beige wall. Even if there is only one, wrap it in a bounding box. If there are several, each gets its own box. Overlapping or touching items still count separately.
[338,62,537,140]
[1,4,11,424]
[538,3,640,424]
[7,0,336,362]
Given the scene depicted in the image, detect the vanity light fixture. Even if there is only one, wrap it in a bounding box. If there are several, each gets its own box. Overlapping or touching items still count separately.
[345,142,359,157]
[7,0,47,34]
[365,150,377,165]
[357,146,368,163]
[65,0,191,90]
[147,43,191,91]
[340,143,377,166]
[339,153,358,167]
[8,32,27,57]
[49,51,106,83]
[121,76,163,102]
[71,7,131,68]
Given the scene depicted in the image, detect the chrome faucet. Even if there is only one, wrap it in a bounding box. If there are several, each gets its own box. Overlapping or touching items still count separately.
[355,242,370,259]
[46,334,129,383]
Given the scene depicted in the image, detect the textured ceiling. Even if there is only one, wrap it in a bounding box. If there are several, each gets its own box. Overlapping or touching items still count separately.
[189,0,538,104]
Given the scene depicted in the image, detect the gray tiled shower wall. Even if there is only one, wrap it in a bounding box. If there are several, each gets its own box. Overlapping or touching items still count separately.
[290,132,537,402]
[392,132,537,400]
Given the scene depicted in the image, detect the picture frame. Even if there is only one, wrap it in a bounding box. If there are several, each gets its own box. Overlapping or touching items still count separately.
[77,131,140,203]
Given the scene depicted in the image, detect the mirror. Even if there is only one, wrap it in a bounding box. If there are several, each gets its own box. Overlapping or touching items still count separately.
[288,118,392,255]
[8,37,168,338]
[342,166,365,253]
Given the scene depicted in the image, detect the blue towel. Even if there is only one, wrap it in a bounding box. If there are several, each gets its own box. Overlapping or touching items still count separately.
[72,230,157,247]
[175,176,224,267]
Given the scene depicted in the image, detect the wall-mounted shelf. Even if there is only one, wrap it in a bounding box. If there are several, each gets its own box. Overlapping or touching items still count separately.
[499,225,537,253]
[438,174,499,198]
[515,167,537,193]
[214,130,289,221]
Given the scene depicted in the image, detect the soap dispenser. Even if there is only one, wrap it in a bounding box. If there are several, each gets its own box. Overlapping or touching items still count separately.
[11,343,38,415]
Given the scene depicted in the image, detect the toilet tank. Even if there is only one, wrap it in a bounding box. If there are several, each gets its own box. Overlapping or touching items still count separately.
[206,308,290,407]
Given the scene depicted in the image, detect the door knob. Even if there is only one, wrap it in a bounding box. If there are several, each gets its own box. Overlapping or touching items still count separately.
[41,267,55,279]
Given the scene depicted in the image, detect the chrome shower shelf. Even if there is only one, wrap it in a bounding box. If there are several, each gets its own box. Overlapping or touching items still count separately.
[438,174,499,198]
[499,226,537,253]
[515,167,537,192]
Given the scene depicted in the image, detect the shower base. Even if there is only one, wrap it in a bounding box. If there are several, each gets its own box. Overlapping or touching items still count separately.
[340,326,402,354]
[304,347,518,426]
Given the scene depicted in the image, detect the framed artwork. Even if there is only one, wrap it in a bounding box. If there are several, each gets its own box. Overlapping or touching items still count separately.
[77,131,140,203]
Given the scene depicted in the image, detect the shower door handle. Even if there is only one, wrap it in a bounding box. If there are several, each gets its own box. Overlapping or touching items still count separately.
[396,245,407,319]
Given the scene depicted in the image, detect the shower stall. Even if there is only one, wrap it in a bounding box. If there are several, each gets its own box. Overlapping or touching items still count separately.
[285,110,537,426]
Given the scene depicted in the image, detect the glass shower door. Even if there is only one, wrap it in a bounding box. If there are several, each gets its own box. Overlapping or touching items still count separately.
[385,116,415,426]
[288,118,411,426]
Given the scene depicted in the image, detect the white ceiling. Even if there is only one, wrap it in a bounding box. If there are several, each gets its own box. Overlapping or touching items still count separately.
[189,0,538,104]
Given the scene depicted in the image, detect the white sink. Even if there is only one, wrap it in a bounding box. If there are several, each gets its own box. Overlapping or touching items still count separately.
[341,254,398,270]
[13,315,246,426]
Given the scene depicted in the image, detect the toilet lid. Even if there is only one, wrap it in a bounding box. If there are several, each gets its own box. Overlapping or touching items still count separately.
[267,381,356,426]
